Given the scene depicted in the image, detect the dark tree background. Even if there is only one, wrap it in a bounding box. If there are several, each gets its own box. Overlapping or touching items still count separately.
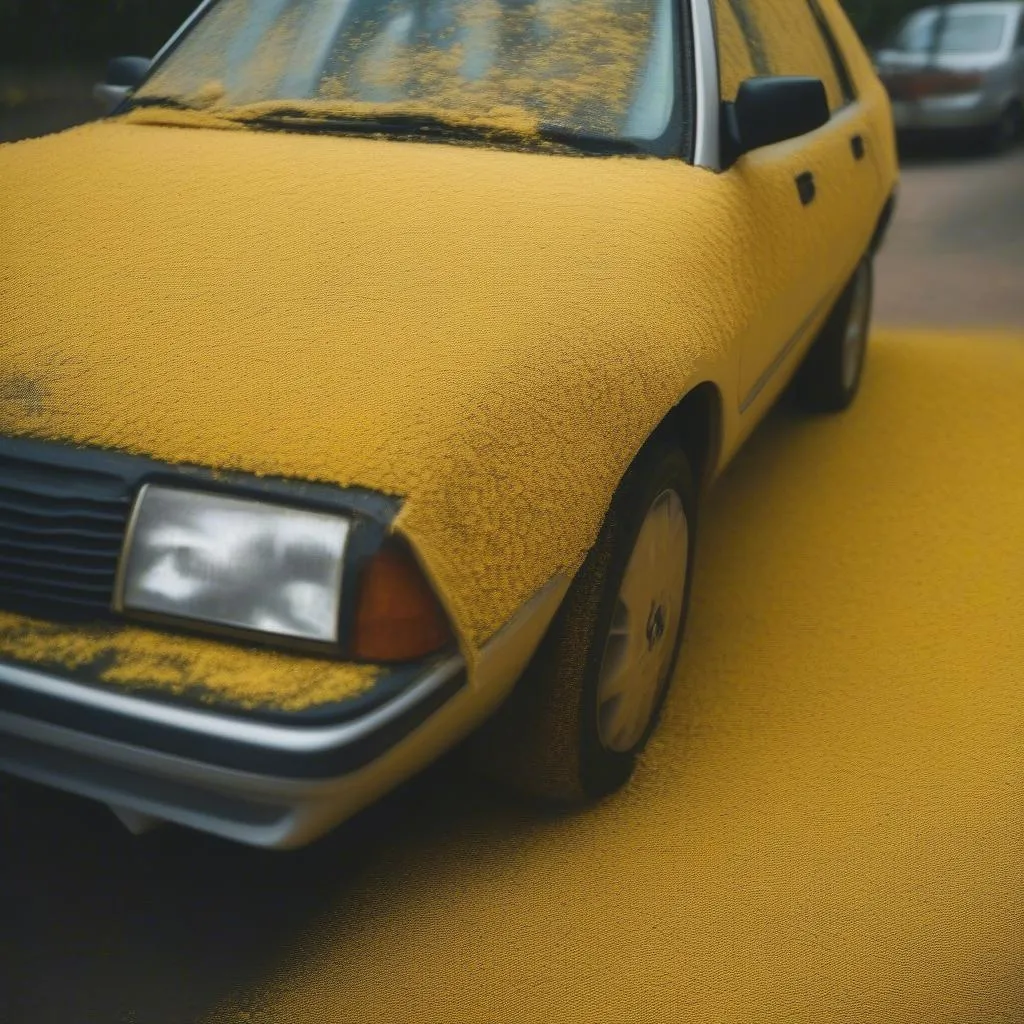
[0,0,927,66]
[0,0,199,64]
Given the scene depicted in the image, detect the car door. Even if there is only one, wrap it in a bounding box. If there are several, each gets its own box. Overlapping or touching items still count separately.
[714,0,884,411]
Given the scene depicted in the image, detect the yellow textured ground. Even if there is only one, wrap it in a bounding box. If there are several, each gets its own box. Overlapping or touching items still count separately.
[205,330,1024,1024]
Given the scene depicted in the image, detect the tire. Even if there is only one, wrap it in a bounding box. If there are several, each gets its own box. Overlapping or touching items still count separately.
[470,439,697,803]
[793,258,873,415]
[985,102,1023,154]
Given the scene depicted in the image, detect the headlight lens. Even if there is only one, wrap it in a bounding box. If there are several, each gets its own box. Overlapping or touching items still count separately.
[119,485,350,643]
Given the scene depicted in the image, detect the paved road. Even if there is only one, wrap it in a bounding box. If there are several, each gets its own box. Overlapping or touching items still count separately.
[875,143,1024,329]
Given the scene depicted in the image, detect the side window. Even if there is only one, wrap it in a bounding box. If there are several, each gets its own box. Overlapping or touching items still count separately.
[729,0,853,113]
[1016,13,1024,48]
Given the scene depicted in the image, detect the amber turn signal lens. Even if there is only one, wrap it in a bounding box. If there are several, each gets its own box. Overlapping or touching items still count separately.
[351,538,454,662]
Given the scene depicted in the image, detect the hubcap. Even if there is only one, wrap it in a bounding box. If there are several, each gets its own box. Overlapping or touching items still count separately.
[596,489,689,754]
[841,264,871,393]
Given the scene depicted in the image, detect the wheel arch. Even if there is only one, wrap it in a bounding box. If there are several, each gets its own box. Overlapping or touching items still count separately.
[649,381,724,500]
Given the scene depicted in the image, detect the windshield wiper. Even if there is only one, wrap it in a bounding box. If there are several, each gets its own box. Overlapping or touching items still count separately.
[123,100,646,155]
[125,95,200,112]
[241,108,505,142]
[249,110,643,154]
[226,104,644,152]
[536,124,643,155]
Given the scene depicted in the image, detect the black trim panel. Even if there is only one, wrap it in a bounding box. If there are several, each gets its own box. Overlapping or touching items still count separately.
[0,436,401,522]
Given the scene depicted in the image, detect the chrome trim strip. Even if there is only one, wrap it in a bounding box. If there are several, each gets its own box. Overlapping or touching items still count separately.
[739,289,837,414]
[0,655,464,755]
[690,0,722,170]
[473,572,569,695]
[151,0,217,66]
[111,480,146,614]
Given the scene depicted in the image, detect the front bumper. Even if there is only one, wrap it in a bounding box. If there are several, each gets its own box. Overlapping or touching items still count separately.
[0,575,569,848]
[891,93,1002,132]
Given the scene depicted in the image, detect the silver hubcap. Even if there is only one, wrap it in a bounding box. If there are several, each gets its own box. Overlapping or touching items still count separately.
[841,264,871,393]
[596,489,689,753]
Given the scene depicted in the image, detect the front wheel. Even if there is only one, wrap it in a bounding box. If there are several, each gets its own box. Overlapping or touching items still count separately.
[985,102,1023,154]
[793,258,874,415]
[471,440,697,802]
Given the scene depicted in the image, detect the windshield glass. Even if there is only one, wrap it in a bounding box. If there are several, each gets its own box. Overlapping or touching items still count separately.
[135,0,679,149]
[890,9,1008,54]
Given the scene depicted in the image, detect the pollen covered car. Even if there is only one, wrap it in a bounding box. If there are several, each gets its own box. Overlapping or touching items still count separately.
[0,0,898,847]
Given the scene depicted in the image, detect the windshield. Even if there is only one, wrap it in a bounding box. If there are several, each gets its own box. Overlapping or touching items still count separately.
[889,8,1009,54]
[134,0,679,151]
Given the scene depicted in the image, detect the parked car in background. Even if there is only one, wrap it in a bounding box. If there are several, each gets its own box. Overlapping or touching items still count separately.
[874,1,1024,150]
[1,0,898,849]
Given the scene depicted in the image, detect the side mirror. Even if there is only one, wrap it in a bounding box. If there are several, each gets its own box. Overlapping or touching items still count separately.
[93,55,152,115]
[722,76,831,167]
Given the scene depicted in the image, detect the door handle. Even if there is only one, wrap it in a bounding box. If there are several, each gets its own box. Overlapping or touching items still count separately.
[796,171,817,206]
[851,134,866,160]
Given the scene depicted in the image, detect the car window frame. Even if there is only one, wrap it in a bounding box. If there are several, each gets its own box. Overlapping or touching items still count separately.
[721,0,856,116]
[128,0,697,163]
[806,0,858,108]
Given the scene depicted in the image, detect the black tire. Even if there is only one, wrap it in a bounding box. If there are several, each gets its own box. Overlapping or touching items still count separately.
[985,102,1023,154]
[470,439,698,803]
[793,258,874,415]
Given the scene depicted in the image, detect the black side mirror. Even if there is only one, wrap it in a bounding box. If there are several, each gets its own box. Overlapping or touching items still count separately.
[722,76,831,167]
[106,55,152,88]
[93,55,152,115]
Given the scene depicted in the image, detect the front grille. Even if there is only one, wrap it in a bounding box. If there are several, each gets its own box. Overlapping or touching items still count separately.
[0,452,132,620]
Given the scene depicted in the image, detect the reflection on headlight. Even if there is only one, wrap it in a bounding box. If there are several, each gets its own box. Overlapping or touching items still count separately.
[121,486,350,643]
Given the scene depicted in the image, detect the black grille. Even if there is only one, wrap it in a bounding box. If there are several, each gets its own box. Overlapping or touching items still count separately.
[0,434,401,632]
[0,451,132,620]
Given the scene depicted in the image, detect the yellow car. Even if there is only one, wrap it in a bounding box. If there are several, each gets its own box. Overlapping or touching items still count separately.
[0,0,898,847]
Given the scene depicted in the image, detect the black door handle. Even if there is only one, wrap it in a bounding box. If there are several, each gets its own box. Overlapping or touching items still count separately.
[796,171,817,206]
[851,134,866,160]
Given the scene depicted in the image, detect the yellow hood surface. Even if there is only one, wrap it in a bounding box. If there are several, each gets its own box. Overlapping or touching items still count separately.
[0,121,736,662]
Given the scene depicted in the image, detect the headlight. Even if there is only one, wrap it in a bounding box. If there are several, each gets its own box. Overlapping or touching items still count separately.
[118,485,350,643]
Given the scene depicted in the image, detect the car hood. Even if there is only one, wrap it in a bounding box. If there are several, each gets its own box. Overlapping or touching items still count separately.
[0,120,730,661]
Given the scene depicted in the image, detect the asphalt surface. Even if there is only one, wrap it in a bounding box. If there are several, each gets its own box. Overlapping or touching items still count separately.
[1,138,1022,1024]
[875,142,1024,328]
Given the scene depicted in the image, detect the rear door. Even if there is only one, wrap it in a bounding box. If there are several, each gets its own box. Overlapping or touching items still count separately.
[714,0,884,409]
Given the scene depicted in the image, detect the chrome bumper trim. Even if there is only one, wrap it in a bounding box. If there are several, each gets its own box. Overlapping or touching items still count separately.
[0,573,571,847]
